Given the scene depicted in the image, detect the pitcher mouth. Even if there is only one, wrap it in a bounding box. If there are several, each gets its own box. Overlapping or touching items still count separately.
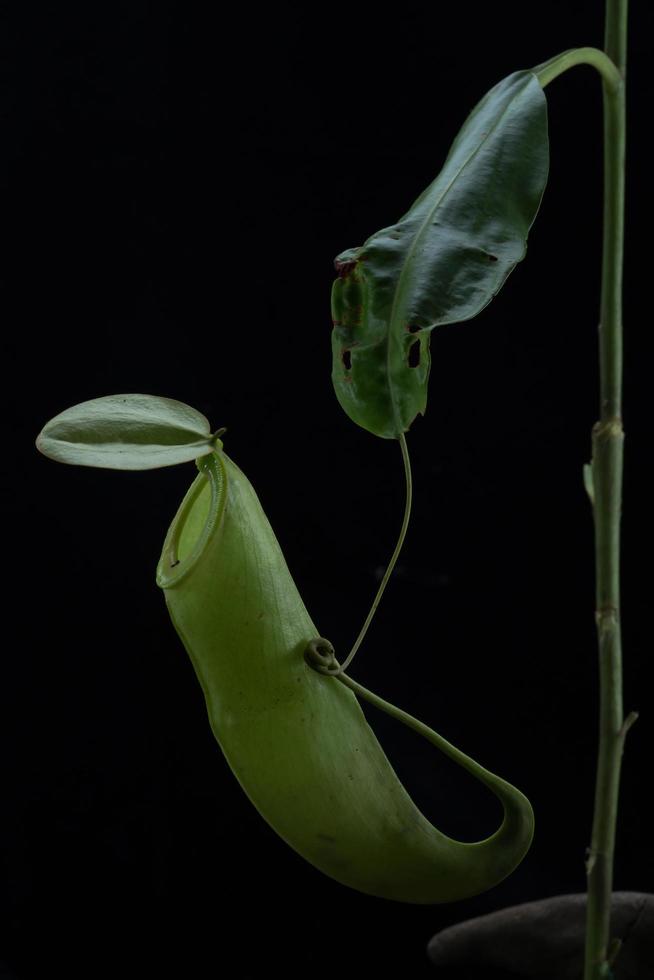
[156,451,226,589]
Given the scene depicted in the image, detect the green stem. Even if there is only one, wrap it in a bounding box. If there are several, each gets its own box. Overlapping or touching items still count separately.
[332,669,528,806]
[583,5,631,976]
[533,46,621,91]
[338,433,413,674]
[535,19,632,979]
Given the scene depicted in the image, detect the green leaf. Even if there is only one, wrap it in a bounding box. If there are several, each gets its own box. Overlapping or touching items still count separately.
[331,70,549,439]
[36,394,216,470]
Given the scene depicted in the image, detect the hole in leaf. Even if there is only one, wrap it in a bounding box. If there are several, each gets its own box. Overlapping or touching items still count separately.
[342,349,352,371]
[487,253,498,262]
[408,324,421,334]
[408,339,421,368]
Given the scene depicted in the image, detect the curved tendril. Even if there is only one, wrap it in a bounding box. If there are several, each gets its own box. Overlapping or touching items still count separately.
[304,637,341,674]
[303,640,526,816]
[337,432,413,675]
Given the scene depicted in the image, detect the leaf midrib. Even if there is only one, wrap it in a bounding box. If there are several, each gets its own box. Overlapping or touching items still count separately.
[382,77,529,434]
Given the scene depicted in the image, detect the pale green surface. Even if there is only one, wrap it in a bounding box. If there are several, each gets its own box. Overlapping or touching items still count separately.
[156,450,534,903]
[36,393,214,469]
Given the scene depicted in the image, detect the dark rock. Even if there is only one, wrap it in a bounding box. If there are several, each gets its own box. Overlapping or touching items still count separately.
[427,892,654,979]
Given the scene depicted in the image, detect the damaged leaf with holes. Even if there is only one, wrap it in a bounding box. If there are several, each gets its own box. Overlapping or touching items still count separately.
[331,70,549,440]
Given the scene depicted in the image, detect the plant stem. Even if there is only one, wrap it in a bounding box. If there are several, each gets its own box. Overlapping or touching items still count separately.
[584,3,631,979]
[337,433,413,674]
[535,25,633,978]
[533,46,621,91]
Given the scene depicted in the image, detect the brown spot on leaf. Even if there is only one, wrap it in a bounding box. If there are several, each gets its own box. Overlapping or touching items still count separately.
[348,303,363,325]
[334,258,357,279]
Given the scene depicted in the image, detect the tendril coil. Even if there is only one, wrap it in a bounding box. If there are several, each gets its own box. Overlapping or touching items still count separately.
[304,637,343,676]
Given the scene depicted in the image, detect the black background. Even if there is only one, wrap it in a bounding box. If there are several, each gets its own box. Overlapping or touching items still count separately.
[2,2,652,978]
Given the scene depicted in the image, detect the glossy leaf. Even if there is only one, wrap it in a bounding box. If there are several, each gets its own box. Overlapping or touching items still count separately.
[331,70,549,439]
[36,394,216,469]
